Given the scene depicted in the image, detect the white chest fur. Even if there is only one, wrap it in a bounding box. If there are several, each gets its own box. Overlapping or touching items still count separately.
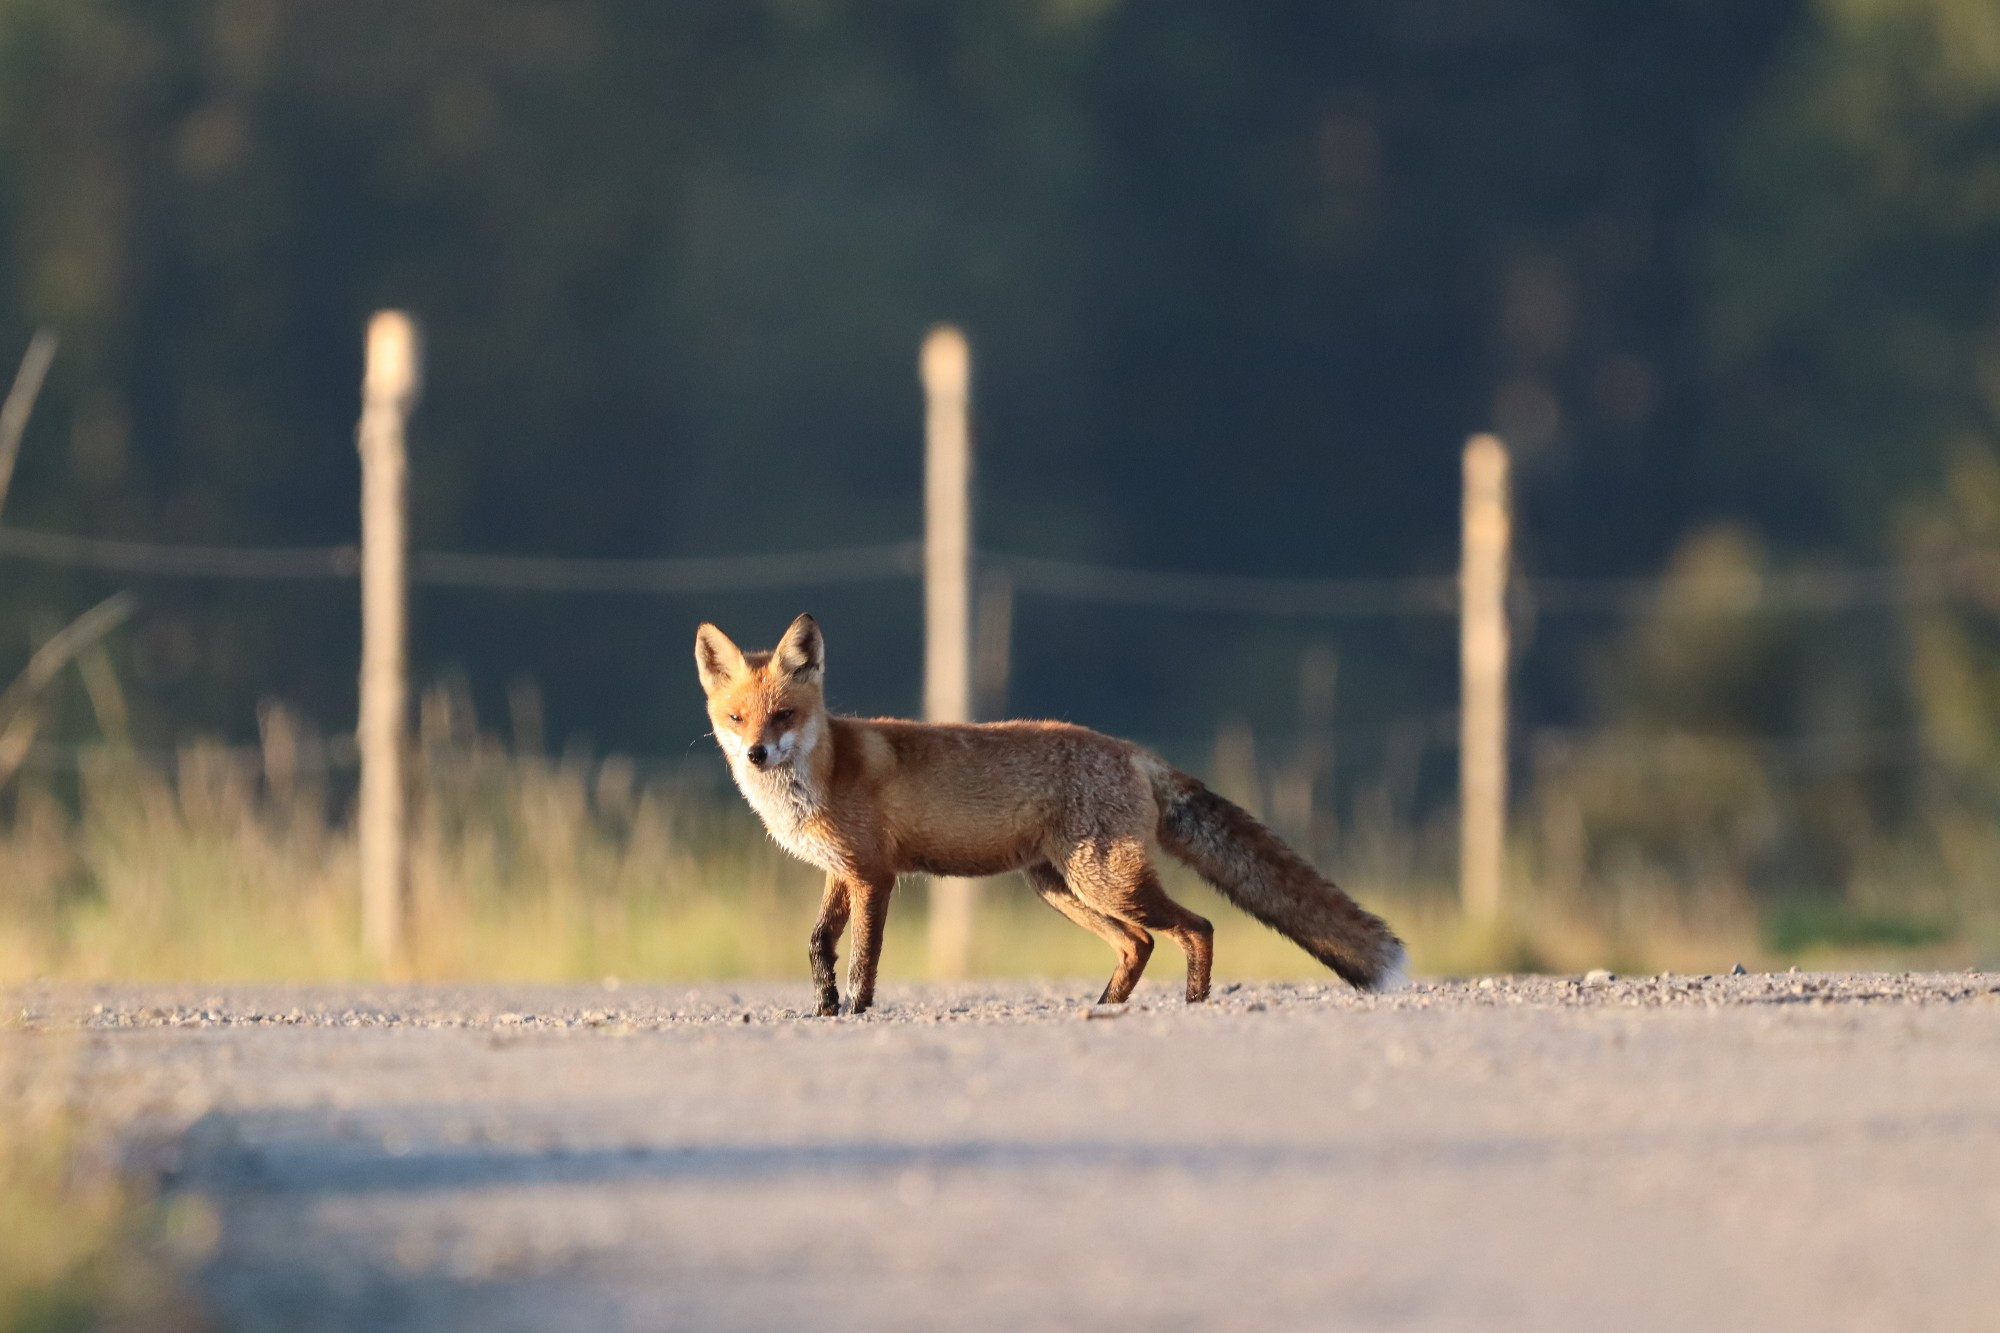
[731,762,843,872]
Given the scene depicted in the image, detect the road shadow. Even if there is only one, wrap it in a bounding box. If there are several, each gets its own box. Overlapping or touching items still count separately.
[157,1107,1562,1198]
[143,1096,1997,1204]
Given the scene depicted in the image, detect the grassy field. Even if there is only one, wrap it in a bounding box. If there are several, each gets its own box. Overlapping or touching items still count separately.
[3,697,1991,990]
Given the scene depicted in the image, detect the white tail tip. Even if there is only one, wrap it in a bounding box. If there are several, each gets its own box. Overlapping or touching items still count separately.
[1369,943,1411,993]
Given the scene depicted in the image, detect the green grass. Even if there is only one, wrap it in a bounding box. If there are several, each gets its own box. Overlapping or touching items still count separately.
[1761,901,1954,956]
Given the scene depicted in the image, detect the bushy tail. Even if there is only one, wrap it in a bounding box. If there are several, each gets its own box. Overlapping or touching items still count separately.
[1145,757,1406,991]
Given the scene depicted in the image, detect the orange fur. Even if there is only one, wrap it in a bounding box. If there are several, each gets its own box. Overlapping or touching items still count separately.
[697,614,1406,1015]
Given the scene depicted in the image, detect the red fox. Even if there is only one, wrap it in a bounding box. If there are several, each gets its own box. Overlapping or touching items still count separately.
[696,614,1407,1015]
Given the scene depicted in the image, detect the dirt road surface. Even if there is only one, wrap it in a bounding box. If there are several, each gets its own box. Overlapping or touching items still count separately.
[17,971,2000,1332]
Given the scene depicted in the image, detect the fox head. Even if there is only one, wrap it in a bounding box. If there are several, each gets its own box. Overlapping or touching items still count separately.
[694,614,826,774]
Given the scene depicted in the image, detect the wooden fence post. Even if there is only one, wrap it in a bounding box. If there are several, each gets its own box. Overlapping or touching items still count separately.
[921,324,978,978]
[1460,432,1511,919]
[357,312,420,969]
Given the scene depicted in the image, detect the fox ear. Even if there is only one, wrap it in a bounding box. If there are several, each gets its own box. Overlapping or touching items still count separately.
[773,613,824,683]
[694,623,747,695]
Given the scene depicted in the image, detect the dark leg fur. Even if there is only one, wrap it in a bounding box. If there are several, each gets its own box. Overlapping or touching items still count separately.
[808,874,851,1016]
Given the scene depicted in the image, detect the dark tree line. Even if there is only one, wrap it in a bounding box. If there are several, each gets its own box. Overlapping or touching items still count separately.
[1,0,1996,777]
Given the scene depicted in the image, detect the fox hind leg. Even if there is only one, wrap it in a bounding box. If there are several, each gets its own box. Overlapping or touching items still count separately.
[1064,839,1214,1004]
[1025,862,1154,1005]
[1135,884,1215,1004]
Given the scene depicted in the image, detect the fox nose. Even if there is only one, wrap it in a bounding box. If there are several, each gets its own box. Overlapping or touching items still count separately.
[746,743,769,768]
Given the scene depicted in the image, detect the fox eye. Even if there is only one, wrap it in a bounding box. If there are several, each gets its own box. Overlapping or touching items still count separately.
[771,709,795,723]
[726,713,742,724]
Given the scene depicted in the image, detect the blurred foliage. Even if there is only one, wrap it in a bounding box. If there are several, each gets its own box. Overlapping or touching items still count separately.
[1707,0,2000,533]
[0,0,1809,745]
[3,0,2000,941]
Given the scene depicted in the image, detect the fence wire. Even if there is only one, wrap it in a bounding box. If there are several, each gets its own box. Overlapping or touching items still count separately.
[0,522,1980,617]
[0,526,921,591]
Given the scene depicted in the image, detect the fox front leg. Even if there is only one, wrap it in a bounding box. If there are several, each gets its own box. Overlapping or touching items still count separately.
[846,876,895,1015]
[808,874,852,1017]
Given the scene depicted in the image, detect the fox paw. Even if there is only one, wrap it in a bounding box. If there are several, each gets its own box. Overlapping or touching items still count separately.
[814,994,842,1018]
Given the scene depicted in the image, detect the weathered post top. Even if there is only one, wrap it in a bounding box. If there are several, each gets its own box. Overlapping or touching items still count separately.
[364,311,423,412]
[920,323,970,402]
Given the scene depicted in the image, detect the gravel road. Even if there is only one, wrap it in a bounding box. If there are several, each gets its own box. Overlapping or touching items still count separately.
[17,970,2000,1332]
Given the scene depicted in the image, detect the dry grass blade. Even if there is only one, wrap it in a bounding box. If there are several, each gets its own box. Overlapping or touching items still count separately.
[0,330,57,522]
[0,592,139,789]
